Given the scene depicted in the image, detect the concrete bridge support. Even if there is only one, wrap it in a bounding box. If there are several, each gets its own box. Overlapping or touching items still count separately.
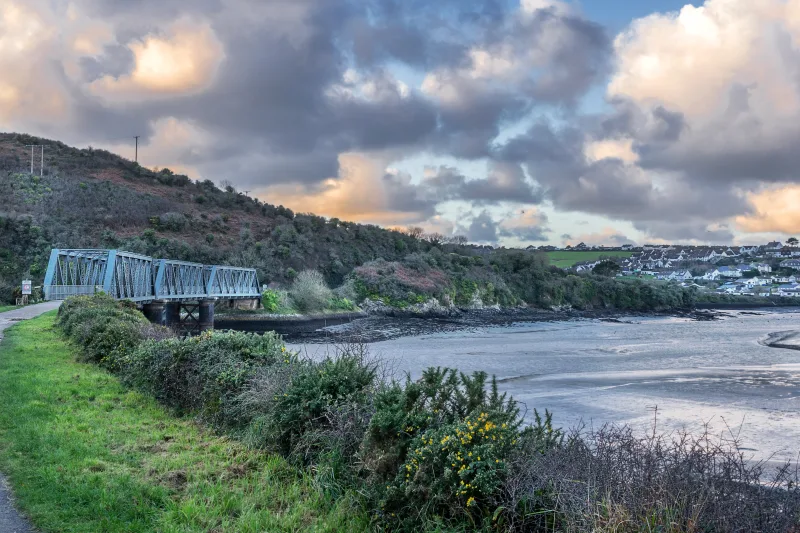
[142,301,167,325]
[165,303,182,328]
[142,300,215,335]
[198,301,215,333]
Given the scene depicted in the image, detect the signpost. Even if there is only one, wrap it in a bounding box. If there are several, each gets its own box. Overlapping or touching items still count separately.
[17,280,32,306]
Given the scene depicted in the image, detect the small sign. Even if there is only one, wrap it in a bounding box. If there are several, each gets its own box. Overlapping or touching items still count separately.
[21,280,32,295]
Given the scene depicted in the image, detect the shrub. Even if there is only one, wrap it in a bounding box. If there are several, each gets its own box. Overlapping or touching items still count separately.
[57,294,150,370]
[288,270,333,313]
[121,330,289,424]
[362,368,529,528]
[262,289,282,312]
[327,297,356,311]
[271,351,377,458]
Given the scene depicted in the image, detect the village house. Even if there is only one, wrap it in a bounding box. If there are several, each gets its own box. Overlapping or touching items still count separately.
[716,266,743,278]
[777,283,800,297]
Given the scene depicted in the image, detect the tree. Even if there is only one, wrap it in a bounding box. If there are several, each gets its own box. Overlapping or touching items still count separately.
[446,235,468,246]
[405,226,424,239]
[593,260,621,277]
[788,237,799,247]
[425,232,446,245]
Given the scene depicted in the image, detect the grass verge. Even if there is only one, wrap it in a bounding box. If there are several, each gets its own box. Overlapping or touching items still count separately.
[545,250,633,268]
[0,305,21,313]
[0,312,368,533]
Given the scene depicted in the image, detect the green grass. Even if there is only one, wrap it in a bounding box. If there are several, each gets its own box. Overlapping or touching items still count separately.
[0,305,21,313]
[0,313,369,533]
[546,250,633,268]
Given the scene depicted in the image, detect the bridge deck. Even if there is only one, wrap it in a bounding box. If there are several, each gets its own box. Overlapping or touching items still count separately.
[43,249,260,303]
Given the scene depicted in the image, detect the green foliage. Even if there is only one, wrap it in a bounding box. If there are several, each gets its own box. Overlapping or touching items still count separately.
[271,355,378,457]
[122,329,289,424]
[327,296,356,311]
[262,289,282,312]
[56,294,151,370]
[592,260,621,277]
[361,368,534,527]
[0,314,368,532]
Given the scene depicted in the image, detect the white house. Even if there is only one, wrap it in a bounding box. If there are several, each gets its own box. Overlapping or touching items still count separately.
[716,266,742,278]
[668,270,693,281]
[777,283,800,297]
[752,263,772,274]
[717,282,740,294]
[743,277,770,287]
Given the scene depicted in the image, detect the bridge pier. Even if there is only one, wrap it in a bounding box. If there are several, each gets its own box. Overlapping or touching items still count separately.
[142,301,167,325]
[142,300,215,335]
[198,301,215,333]
[165,303,182,328]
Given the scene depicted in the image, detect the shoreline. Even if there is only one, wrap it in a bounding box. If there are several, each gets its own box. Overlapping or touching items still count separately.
[760,330,800,351]
[216,305,730,343]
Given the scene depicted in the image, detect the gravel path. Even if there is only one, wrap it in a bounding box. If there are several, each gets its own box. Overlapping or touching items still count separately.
[0,302,62,533]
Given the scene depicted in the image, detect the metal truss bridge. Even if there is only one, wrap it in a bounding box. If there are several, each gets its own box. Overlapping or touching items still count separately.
[43,249,260,304]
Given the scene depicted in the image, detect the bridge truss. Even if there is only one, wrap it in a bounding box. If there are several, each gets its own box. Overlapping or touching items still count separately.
[43,249,260,303]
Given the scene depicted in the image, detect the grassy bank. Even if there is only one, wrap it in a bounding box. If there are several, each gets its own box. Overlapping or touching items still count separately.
[0,312,367,533]
[545,250,633,268]
[0,304,21,313]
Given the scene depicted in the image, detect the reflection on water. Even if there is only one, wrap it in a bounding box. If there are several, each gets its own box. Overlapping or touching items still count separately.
[291,310,800,463]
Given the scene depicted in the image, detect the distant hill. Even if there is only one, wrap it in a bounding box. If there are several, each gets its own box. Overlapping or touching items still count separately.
[0,132,430,301]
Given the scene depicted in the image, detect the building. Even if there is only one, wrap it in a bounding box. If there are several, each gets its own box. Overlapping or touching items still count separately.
[780,259,800,269]
[716,266,743,278]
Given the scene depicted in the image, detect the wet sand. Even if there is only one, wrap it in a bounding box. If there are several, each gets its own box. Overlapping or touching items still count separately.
[291,309,800,464]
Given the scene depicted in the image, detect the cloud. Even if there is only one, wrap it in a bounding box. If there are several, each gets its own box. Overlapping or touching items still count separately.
[498,209,550,242]
[258,153,434,226]
[736,186,800,235]
[11,0,800,243]
[89,19,225,100]
[562,227,636,247]
[455,208,550,244]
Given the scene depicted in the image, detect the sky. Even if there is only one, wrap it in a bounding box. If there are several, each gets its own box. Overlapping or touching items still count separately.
[3,0,800,247]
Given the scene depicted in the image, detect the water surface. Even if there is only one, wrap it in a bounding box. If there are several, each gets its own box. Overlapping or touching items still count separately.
[291,310,800,463]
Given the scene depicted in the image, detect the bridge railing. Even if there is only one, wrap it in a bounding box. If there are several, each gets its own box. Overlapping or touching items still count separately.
[44,249,260,303]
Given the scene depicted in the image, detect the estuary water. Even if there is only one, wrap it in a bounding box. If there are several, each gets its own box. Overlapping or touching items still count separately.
[290,309,800,463]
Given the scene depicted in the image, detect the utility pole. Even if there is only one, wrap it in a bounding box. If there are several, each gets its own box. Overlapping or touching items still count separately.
[25,145,43,175]
[134,136,140,163]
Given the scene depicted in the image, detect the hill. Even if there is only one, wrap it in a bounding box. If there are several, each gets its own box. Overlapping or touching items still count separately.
[0,133,694,311]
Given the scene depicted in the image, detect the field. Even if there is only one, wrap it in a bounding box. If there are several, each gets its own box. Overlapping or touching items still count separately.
[0,313,367,533]
[545,250,633,268]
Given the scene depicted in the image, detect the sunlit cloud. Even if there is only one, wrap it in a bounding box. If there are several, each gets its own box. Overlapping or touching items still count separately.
[90,19,224,101]
[736,186,800,235]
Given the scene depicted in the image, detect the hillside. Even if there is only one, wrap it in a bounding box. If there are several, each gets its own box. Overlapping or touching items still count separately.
[0,133,433,298]
[0,133,694,311]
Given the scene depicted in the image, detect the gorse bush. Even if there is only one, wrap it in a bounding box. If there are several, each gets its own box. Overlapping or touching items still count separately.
[55,295,800,532]
[271,351,378,458]
[362,368,536,529]
[121,329,289,425]
[56,294,157,370]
